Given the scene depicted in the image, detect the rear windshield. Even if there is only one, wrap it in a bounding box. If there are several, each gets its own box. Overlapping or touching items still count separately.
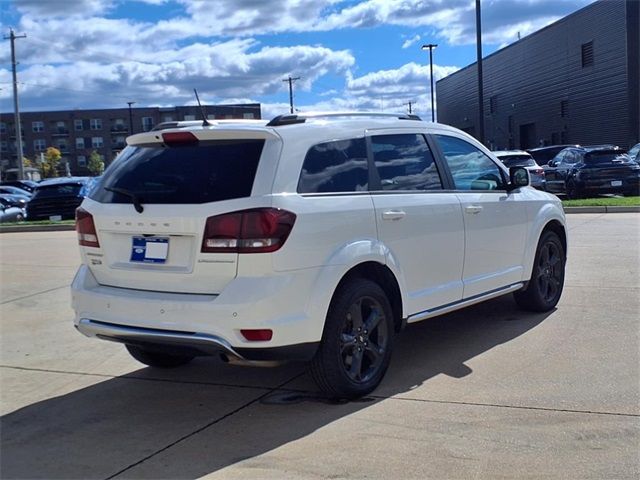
[91,140,264,204]
[584,152,630,164]
[33,183,84,199]
[497,155,536,167]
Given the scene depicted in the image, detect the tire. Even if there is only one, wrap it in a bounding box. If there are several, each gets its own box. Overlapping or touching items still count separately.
[310,279,394,399]
[566,180,583,199]
[125,344,194,368]
[514,230,565,312]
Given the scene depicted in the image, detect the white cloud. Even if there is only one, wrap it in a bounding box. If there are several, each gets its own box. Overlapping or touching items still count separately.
[401,34,421,49]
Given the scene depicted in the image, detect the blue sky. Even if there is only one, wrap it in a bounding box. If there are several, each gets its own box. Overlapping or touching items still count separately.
[0,0,594,119]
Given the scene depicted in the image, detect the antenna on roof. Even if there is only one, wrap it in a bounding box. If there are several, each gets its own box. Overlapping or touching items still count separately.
[193,88,213,126]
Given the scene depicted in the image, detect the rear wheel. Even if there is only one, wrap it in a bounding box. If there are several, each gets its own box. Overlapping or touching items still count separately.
[310,279,394,399]
[125,344,194,368]
[514,230,565,312]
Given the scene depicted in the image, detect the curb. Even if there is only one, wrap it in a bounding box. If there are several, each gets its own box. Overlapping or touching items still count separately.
[563,206,640,214]
[0,224,76,233]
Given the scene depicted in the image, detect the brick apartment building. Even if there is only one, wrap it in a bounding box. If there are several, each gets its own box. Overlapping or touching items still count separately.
[0,103,261,177]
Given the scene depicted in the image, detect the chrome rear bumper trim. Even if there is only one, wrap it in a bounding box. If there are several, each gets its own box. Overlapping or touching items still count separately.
[76,318,244,359]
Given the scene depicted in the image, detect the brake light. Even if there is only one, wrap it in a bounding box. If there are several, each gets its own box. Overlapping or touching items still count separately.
[161,132,198,145]
[534,168,545,176]
[76,208,100,247]
[201,208,296,253]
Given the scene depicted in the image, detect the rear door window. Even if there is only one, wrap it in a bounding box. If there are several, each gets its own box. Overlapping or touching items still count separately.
[91,140,265,204]
[297,138,368,193]
[371,134,443,191]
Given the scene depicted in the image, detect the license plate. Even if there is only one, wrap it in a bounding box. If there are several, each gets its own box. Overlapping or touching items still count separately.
[611,180,622,187]
[131,237,169,263]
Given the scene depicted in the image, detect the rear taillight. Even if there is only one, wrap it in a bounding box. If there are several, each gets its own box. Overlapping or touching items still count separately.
[240,329,273,341]
[201,208,296,253]
[76,208,100,248]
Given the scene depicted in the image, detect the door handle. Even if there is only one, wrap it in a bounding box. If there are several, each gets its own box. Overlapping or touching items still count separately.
[382,210,406,221]
[464,205,483,215]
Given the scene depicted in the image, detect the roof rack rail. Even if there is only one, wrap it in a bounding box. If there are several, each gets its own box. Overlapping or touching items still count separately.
[266,112,422,127]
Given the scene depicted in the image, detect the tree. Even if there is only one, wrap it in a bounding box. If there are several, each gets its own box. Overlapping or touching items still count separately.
[40,147,61,178]
[22,157,33,168]
[87,150,104,176]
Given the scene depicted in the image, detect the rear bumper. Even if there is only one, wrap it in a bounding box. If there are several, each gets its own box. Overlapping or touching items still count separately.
[71,264,327,362]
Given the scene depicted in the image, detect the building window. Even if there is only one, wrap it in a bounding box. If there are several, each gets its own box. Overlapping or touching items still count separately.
[112,119,126,131]
[92,137,103,148]
[183,114,196,121]
[0,122,6,134]
[141,117,154,131]
[489,96,498,114]
[75,119,84,131]
[55,121,68,134]
[581,41,594,67]
[90,118,102,130]
[243,113,255,119]
[163,115,174,122]
[0,141,7,152]
[32,121,44,132]
[34,139,46,151]
[560,100,568,118]
[77,155,87,167]
[76,137,85,149]
[56,139,68,152]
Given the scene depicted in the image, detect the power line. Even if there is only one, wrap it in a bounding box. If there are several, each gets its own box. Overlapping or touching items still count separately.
[3,28,27,180]
[282,76,300,114]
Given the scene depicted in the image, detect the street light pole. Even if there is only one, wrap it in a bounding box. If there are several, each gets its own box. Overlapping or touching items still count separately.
[127,101,136,134]
[421,44,438,122]
[475,0,485,145]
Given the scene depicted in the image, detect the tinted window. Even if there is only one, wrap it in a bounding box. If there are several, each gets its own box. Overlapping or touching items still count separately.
[372,134,442,191]
[584,152,631,164]
[435,135,506,191]
[497,155,536,167]
[298,138,368,193]
[33,184,84,199]
[91,140,264,204]
[563,151,579,164]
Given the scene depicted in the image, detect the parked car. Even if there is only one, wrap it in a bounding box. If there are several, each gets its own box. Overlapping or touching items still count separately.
[0,198,26,222]
[544,146,640,198]
[628,143,640,164]
[26,177,93,220]
[527,145,580,164]
[0,180,39,194]
[72,113,567,399]
[0,185,32,198]
[0,193,29,209]
[493,150,546,190]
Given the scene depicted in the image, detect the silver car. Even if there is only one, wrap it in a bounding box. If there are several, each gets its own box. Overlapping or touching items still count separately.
[493,150,547,190]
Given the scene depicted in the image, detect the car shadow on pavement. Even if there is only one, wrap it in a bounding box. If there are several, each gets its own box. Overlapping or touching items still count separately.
[1,295,553,479]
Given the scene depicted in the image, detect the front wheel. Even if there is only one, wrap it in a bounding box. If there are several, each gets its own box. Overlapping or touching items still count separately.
[514,230,565,312]
[310,279,394,399]
[126,344,194,368]
[566,180,583,199]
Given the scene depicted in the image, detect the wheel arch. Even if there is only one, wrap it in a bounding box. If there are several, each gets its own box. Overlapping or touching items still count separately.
[332,261,404,333]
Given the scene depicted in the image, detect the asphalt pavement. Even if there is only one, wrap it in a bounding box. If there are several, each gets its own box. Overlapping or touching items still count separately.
[1,213,638,479]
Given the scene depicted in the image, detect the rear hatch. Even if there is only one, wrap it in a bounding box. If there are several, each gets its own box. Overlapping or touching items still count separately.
[81,127,278,294]
[581,151,639,181]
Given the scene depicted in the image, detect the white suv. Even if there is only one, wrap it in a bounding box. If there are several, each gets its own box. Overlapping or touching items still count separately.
[72,112,567,399]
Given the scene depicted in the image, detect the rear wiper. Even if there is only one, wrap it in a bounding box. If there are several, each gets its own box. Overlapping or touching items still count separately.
[104,186,144,213]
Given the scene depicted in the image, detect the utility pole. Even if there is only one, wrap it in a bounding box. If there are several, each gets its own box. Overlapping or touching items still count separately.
[282,76,300,114]
[421,44,438,122]
[127,101,136,134]
[4,28,27,180]
[475,0,485,145]
[404,101,415,115]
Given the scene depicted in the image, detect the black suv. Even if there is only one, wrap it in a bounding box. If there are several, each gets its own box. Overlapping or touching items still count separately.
[26,177,97,220]
[544,146,640,198]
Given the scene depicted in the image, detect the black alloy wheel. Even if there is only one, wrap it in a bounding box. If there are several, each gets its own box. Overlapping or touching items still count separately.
[514,230,565,312]
[310,279,394,399]
[339,296,389,384]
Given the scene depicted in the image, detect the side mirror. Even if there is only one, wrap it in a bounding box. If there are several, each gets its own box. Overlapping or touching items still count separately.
[507,166,529,192]
[547,160,556,167]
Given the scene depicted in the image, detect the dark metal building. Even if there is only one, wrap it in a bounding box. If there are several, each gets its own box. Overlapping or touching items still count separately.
[436,0,639,150]
[0,103,261,177]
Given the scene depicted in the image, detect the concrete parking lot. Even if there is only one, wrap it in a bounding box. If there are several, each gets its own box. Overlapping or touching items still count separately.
[1,213,638,479]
